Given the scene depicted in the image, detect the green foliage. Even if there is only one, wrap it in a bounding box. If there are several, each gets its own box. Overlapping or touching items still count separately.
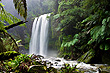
[13,0,27,19]
[83,6,110,51]
[59,64,79,73]
[24,32,30,49]
[0,3,21,25]
[53,0,87,58]
[77,49,95,63]
[0,54,58,72]
[61,34,79,48]
[0,2,26,52]
[54,1,85,31]
[0,31,20,52]
[76,0,110,64]
[0,53,83,72]
[0,54,37,72]
[54,0,110,60]
[0,51,20,60]
[59,34,80,59]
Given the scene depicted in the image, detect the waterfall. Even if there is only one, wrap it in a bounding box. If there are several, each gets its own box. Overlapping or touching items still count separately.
[29,13,50,57]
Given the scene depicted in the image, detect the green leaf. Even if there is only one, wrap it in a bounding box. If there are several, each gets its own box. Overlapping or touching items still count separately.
[102,18,106,25]
[0,3,4,7]
[64,43,68,47]
[81,15,93,23]
[74,34,79,38]
[53,14,60,19]
[72,39,79,45]
[106,38,110,40]
[107,17,110,22]
[61,28,64,31]
[105,44,109,50]
[100,44,104,50]
[68,42,71,47]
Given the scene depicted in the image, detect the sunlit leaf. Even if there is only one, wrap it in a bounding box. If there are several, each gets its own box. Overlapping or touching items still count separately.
[105,44,109,50]
[102,18,106,25]
[107,17,110,22]
[100,44,104,50]
[106,38,110,40]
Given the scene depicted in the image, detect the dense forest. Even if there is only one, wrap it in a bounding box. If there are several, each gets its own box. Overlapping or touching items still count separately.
[0,0,110,72]
[54,0,110,63]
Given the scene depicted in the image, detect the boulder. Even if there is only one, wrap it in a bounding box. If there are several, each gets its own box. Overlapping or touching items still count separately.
[28,65,47,73]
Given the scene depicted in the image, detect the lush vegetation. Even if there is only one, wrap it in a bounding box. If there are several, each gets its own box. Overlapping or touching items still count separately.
[0,0,27,53]
[0,51,81,72]
[53,0,110,63]
[0,0,110,72]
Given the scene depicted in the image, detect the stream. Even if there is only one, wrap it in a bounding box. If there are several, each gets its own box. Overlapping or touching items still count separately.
[42,57,100,73]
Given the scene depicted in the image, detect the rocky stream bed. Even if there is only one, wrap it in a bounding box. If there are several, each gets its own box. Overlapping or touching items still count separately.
[29,55,110,73]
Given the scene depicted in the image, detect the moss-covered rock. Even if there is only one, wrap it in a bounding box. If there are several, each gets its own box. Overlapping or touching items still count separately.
[77,49,95,63]
[0,51,20,60]
[94,64,110,73]
[28,65,47,73]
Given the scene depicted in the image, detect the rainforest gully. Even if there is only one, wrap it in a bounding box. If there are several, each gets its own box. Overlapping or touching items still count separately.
[0,0,110,73]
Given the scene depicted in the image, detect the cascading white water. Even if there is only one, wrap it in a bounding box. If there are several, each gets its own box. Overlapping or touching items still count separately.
[29,13,50,57]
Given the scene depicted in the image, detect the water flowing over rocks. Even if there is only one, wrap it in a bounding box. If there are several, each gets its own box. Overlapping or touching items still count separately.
[42,57,110,72]
[38,56,100,73]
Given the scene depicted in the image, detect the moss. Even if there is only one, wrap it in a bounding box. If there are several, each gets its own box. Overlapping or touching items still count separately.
[99,66,110,73]
[77,49,95,63]
[0,51,20,60]
[28,65,47,73]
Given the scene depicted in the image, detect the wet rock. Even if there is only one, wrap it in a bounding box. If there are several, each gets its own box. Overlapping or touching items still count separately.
[31,54,44,60]
[28,65,47,73]
[36,55,44,59]
[39,57,110,73]
[76,62,100,73]
[55,59,61,62]
[64,55,70,60]
[94,64,110,73]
